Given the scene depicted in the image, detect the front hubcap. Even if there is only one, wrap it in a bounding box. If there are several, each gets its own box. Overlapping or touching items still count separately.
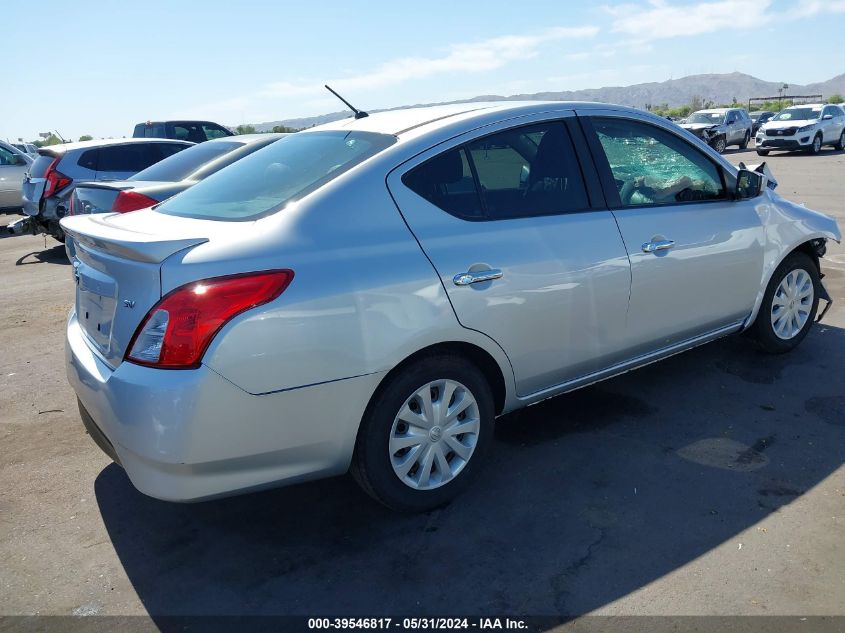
[813,137,821,152]
[771,268,814,340]
[389,379,480,490]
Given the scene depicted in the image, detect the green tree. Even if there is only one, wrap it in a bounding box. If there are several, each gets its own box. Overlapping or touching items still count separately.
[78,135,93,142]
[235,124,256,135]
[271,125,298,133]
[827,94,844,104]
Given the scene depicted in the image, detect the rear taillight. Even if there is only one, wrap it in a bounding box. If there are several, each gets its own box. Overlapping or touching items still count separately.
[43,158,72,198]
[112,190,159,213]
[126,270,294,369]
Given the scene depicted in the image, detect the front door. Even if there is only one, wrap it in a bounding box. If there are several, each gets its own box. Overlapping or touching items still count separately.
[388,114,631,396]
[582,113,765,357]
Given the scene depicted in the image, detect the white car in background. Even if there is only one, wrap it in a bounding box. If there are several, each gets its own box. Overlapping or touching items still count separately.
[756,104,845,155]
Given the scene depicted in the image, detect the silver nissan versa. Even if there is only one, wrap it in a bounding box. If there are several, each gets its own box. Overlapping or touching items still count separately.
[61,102,840,512]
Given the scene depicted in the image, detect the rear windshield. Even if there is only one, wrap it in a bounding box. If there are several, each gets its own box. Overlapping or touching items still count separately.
[156,131,396,221]
[131,141,242,182]
[29,154,57,178]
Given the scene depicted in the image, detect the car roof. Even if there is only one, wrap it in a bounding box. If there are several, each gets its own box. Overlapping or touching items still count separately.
[786,103,824,108]
[40,137,194,155]
[218,133,287,145]
[310,101,643,138]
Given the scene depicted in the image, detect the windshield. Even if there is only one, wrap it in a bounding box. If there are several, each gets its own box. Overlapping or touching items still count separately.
[130,141,242,182]
[686,112,725,125]
[157,131,397,221]
[773,107,821,122]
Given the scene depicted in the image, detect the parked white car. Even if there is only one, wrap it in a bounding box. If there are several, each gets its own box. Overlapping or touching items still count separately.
[756,104,845,155]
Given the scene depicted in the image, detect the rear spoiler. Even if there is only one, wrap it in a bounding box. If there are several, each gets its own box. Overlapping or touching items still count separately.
[61,214,208,264]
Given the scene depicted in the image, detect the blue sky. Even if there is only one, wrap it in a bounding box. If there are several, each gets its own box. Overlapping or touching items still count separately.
[3,0,844,141]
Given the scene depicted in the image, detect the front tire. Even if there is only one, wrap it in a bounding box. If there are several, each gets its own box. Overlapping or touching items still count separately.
[756,149,770,156]
[351,354,495,512]
[808,134,822,155]
[711,136,727,154]
[750,252,820,354]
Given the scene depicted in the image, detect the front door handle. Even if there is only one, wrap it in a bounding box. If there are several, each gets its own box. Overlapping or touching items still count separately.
[453,269,503,286]
[642,239,675,253]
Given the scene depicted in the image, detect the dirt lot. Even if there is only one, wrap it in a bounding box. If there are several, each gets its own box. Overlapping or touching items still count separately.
[1,148,844,627]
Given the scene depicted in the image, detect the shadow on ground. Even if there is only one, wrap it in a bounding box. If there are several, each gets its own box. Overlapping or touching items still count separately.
[15,244,69,266]
[95,325,845,622]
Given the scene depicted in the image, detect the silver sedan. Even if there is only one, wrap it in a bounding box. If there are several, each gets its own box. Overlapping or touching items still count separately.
[61,102,841,511]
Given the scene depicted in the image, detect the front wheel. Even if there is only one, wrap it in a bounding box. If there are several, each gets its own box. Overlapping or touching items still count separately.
[711,136,727,154]
[808,134,822,155]
[756,149,770,156]
[351,354,494,511]
[750,252,820,354]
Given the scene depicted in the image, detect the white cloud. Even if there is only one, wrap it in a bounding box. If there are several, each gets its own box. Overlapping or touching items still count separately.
[261,26,599,99]
[604,0,771,40]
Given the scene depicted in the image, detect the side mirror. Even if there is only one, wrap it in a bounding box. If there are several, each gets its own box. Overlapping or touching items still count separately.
[735,168,764,199]
[822,114,833,120]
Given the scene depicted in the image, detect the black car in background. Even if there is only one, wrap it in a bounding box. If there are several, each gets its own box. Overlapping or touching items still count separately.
[750,111,776,134]
[132,120,234,143]
[71,133,287,215]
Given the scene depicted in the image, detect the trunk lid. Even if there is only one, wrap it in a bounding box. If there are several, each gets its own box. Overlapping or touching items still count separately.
[22,150,62,216]
[61,212,210,367]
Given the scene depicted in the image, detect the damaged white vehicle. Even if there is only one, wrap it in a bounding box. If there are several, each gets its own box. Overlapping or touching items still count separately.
[61,102,841,511]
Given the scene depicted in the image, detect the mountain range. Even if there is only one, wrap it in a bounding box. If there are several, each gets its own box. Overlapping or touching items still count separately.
[250,71,845,131]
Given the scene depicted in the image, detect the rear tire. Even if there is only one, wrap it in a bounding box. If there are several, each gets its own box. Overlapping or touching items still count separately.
[351,354,495,512]
[756,149,770,156]
[835,131,845,151]
[739,131,750,150]
[750,252,820,354]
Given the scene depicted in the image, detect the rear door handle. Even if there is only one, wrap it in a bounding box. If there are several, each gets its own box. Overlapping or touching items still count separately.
[453,269,503,286]
[642,239,675,253]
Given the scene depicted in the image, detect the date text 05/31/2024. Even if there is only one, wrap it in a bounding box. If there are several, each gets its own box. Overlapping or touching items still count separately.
[307,618,529,630]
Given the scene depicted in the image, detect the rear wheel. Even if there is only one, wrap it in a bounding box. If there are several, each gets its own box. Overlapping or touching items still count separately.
[739,131,750,150]
[351,354,494,512]
[808,134,822,155]
[756,149,770,156]
[835,131,845,151]
[750,252,820,354]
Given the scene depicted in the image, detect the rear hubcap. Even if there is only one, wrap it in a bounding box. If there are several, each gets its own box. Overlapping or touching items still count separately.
[771,268,813,340]
[389,379,480,490]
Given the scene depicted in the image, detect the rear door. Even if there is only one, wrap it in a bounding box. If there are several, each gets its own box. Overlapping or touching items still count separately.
[388,113,632,396]
[580,111,765,357]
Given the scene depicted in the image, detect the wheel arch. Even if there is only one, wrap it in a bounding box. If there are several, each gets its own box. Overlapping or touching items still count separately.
[364,341,510,420]
[744,236,831,329]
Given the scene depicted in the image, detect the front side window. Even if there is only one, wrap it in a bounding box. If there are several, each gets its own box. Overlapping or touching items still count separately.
[592,118,726,207]
[404,121,588,220]
[157,130,396,221]
[0,146,19,166]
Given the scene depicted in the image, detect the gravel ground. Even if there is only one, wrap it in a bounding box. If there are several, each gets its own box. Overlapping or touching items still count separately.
[0,147,843,627]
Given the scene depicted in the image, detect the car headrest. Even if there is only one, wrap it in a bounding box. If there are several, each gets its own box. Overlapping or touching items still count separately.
[426,150,464,185]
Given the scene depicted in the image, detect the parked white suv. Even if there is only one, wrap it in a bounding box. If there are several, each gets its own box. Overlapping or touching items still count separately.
[756,104,845,155]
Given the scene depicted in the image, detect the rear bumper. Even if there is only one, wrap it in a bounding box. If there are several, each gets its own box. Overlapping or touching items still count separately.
[66,311,383,501]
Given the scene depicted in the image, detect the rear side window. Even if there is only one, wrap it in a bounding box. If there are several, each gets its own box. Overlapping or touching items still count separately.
[203,124,231,140]
[168,123,207,143]
[96,144,160,173]
[157,131,396,221]
[403,149,482,219]
[404,121,588,220]
[131,141,241,182]
[78,149,98,171]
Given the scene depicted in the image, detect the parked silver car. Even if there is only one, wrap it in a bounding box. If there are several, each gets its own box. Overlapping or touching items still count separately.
[679,107,753,153]
[71,134,286,215]
[61,102,840,511]
[0,141,32,211]
[22,138,193,240]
